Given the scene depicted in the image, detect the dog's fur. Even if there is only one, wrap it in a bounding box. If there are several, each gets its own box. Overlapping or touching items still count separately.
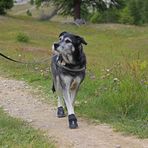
[51,32,87,129]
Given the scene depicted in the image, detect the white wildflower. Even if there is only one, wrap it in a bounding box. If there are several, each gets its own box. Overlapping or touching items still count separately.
[113,78,119,82]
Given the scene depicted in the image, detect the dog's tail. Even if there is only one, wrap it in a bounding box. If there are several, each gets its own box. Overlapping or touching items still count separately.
[52,83,56,93]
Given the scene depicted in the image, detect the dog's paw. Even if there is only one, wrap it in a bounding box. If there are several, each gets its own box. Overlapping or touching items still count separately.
[57,106,66,118]
[68,114,78,129]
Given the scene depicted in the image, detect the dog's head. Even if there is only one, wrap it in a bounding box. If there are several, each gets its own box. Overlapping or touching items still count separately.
[52,32,87,56]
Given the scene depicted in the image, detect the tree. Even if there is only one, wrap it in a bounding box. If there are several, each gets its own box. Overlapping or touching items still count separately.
[128,0,142,25]
[119,6,134,24]
[0,0,13,15]
[35,0,123,21]
[143,0,148,23]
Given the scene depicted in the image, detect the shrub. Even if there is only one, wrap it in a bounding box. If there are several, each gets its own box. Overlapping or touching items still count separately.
[90,12,102,23]
[16,32,30,43]
[128,0,142,25]
[102,8,119,23]
[77,60,148,138]
[119,7,134,24]
[26,9,32,16]
[0,0,13,15]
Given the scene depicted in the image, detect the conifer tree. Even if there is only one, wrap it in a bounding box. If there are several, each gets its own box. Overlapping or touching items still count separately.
[0,0,13,14]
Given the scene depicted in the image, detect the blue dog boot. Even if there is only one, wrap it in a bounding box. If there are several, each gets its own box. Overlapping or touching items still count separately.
[57,106,65,118]
[68,114,78,129]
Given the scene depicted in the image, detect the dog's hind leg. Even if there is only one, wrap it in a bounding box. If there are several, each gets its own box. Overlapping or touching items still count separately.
[70,90,78,106]
[52,82,55,93]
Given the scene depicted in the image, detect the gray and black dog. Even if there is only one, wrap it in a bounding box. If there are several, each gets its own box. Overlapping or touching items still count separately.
[51,32,87,129]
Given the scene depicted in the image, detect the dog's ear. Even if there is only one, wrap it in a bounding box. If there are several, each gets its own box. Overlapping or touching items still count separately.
[59,31,67,37]
[75,36,87,45]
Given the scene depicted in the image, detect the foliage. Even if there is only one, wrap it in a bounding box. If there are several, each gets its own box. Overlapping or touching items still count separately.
[128,0,141,25]
[25,0,148,25]
[119,7,134,24]
[0,16,148,138]
[30,0,34,5]
[122,0,148,25]
[34,0,124,20]
[16,32,30,43]
[0,0,13,14]
[26,9,32,16]
[143,0,148,23]
[89,0,148,25]
[90,12,102,23]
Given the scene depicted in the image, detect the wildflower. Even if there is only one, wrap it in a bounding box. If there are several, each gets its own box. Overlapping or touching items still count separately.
[106,69,110,72]
[35,67,38,70]
[113,78,119,82]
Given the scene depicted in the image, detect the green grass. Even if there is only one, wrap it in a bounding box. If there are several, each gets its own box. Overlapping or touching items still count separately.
[0,15,148,138]
[0,108,54,148]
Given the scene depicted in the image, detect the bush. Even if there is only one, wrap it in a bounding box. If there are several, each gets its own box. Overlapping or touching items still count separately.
[102,8,119,23]
[77,60,148,137]
[90,12,102,23]
[119,7,134,24]
[16,33,30,43]
[26,9,32,16]
[128,0,142,25]
[90,8,119,24]
[0,0,13,15]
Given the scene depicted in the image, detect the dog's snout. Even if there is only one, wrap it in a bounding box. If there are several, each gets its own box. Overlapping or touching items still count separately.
[54,43,59,50]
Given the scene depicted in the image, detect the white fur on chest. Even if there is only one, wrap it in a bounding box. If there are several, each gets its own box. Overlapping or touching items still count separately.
[61,75,81,90]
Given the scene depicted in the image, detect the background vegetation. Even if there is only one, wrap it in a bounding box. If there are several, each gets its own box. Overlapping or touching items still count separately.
[1,0,148,25]
[34,0,148,25]
[0,13,147,138]
[0,0,13,14]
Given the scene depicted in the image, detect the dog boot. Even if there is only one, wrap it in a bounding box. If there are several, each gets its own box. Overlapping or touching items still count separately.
[57,106,65,118]
[68,114,78,129]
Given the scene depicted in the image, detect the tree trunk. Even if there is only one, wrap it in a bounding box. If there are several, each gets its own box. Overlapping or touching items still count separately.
[74,0,81,20]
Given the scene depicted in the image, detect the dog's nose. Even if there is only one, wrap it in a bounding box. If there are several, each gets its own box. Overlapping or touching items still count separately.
[54,43,59,50]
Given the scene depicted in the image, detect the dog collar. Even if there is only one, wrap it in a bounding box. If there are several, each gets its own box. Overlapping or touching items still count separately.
[56,56,86,72]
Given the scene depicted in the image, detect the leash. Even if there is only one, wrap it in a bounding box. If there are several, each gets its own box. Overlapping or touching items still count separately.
[0,52,50,65]
[0,52,85,72]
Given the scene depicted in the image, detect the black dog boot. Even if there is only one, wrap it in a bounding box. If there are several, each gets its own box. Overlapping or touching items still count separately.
[57,106,65,118]
[68,114,78,129]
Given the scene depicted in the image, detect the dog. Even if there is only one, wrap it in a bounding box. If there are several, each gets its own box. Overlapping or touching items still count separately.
[51,32,87,129]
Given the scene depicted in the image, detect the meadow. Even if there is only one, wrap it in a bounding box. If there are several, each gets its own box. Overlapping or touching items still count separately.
[0,14,148,139]
[0,108,54,147]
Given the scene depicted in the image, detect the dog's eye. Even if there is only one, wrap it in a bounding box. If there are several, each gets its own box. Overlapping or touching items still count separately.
[65,39,71,43]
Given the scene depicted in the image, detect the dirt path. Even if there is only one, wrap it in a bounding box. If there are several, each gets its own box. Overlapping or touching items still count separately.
[0,77,147,148]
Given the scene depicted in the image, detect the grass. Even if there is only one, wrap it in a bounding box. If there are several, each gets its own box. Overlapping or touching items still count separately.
[0,14,148,138]
[0,108,55,148]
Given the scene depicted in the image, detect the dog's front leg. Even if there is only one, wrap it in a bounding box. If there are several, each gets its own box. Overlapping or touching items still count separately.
[63,89,78,129]
[57,96,65,118]
[63,89,74,115]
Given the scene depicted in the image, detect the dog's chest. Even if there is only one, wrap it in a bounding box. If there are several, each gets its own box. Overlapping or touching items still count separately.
[61,75,81,90]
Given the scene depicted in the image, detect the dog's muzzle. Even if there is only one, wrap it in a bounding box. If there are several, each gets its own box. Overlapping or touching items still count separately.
[54,43,59,50]
[52,43,60,54]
